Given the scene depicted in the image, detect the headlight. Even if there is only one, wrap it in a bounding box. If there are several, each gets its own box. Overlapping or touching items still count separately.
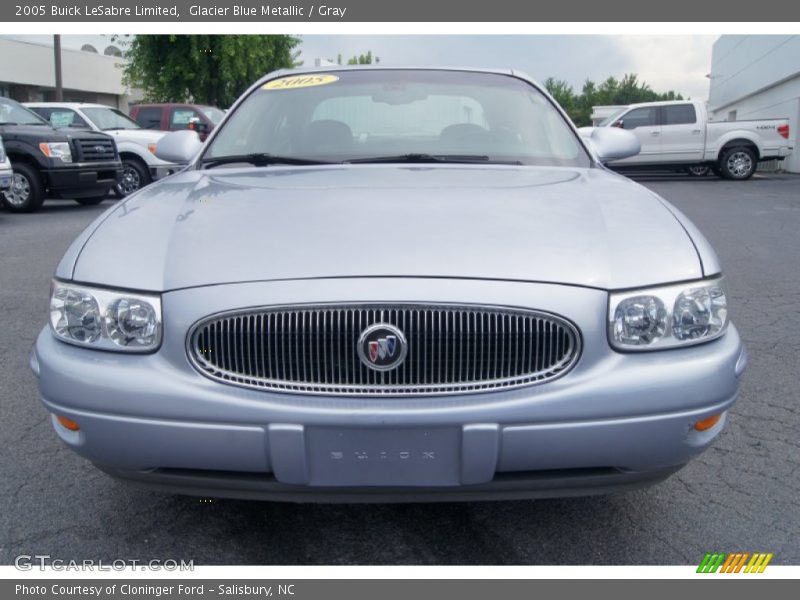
[39,142,72,163]
[609,277,728,351]
[0,136,6,162]
[50,281,162,352]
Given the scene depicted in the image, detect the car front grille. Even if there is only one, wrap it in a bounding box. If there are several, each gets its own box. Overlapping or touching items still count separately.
[75,138,116,162]
[188,304,581,396]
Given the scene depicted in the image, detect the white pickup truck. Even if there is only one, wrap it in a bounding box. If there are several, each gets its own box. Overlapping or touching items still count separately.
[25,102,184,196]
[597,100,793,179]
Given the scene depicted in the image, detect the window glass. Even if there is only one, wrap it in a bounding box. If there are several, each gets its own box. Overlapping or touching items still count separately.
[199,106,225,124]
[48,109,89,129]
[134,107,162,129]
[621,107,659,129]
[82,107,140,130]
[171,109,201,129]
[205,70,590,167]
[663,104,697,126]
[0,97,49,126]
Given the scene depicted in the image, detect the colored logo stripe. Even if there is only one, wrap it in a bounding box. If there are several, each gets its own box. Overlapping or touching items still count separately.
[697,552,773,573]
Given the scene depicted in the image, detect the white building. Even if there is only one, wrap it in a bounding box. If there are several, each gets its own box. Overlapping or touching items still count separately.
[0,37,139,110]
[708,35,800,173]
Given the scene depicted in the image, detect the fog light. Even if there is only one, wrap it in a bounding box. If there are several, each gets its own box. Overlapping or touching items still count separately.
[694,414,722,431]
[56,415,81,431]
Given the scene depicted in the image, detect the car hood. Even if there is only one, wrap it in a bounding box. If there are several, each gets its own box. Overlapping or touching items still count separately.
[0,124,69,142]
[69,165,702,291]
[105,128,167,144]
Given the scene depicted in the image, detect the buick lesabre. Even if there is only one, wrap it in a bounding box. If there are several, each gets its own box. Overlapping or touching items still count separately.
[31,67,747,501]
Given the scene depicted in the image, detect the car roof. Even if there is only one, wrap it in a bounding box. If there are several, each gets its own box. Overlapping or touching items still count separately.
[624,100,697,109]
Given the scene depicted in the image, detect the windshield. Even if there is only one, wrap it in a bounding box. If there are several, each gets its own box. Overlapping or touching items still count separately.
[82,107,141,130]
[200,106,225,124]
[0,97,49,126]
[203,70,590,167]
[598,107,629,128]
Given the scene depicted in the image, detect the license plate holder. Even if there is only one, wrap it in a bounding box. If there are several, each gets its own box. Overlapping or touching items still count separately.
[306,427,461,487]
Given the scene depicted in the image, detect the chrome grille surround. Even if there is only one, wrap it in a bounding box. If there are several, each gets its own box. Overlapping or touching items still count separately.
[187,303,581,396]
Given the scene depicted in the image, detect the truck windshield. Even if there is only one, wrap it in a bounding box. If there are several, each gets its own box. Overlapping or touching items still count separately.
[0,97,49,126]
[200,106,225,124]
[203,70,590,167]
[598,107,629,128]
[82,107,141,131]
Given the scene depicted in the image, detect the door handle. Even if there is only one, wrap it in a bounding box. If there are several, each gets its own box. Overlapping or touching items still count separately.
[692,129,702,134]
[650,131,660,136]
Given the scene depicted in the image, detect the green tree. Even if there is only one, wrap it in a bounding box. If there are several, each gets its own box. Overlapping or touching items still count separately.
[120,35,301,108]
[543,73,684,126]
[331,51,379,65]
[543,77,576,114]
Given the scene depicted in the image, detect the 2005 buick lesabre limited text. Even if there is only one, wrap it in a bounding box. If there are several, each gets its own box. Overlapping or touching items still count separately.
[31,67,747,502]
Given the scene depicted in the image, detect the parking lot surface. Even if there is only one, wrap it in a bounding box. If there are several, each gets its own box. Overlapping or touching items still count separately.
[1,173,798,565]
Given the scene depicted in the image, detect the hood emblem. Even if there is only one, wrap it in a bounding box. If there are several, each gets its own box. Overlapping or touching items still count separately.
[358,323,407,371]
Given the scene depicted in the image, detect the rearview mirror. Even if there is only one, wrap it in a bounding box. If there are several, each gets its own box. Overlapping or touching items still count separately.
[578,126,640,163]
[155,130,203,164]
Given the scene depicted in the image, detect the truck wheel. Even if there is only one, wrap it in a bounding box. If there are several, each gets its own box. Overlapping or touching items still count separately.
[686,165,710,177]
[720,147,757,180]
[115,158,151,197]
[0,163,45,213]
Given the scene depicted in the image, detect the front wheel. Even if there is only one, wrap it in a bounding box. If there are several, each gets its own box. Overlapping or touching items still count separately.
[115,158,151,197]
[0,163,45,213]
[719,147,757,180]
[686,165,710,177]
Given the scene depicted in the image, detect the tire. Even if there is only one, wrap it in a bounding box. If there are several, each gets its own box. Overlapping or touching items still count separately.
[686,165,710,177]
[0,162,45,213]
[719,146,757,180]
[74,194,108,206]
[115,158,151,197]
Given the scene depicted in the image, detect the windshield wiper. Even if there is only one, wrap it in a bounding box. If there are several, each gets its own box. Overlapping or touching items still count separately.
[345,153,521,165]
[201,153,332,168]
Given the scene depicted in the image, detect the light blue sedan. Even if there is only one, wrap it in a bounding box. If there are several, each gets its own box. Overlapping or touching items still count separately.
[31,67,746,502]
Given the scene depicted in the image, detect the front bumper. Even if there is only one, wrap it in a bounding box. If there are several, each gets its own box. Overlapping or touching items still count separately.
[32,278,747,501]
[46,161,123,197]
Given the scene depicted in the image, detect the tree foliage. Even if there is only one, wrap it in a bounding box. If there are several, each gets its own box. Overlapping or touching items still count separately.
[544,74,684,126]
[120,35,301,108]
[331,51,379,65]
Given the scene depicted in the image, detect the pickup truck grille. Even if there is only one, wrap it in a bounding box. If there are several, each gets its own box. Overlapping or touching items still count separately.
[75,138,116,162]
[188,304,581,396]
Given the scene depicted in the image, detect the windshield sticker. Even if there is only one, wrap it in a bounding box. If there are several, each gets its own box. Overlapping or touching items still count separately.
[263,74,339,90]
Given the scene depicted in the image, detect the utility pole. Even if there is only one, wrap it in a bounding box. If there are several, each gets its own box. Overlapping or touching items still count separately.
[53,34,63,101]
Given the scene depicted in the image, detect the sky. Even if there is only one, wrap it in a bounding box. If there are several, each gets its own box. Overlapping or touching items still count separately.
[1,34,717,100]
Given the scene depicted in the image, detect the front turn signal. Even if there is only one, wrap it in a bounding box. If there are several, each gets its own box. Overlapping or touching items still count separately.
[56,415,81,431]
[694,414,722,431]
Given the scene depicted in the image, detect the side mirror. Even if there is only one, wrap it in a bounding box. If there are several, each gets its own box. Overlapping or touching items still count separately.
[578,126,641,163]
[155,130,203,164]
[612,120,624,129]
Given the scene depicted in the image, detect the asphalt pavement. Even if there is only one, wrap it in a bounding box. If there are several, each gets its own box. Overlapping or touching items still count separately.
[1,173,798,565]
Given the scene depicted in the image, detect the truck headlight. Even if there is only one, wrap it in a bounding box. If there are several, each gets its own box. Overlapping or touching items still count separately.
[609,277,728,350]
[50,281,162,352]
[0,137,6,162]
[39,142,72,163]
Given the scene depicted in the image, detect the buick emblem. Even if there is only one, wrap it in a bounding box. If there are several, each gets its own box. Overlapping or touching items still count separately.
[357,323,407,371]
